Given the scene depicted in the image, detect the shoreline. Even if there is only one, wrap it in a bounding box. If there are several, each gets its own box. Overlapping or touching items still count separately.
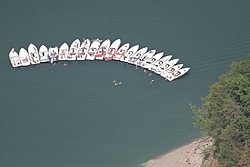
[140,137,213,167]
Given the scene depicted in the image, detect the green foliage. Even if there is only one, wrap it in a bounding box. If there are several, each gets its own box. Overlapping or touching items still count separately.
[191,55,250,166]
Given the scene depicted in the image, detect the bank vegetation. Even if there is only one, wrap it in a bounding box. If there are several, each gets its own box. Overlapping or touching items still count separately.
[191,55,250,167]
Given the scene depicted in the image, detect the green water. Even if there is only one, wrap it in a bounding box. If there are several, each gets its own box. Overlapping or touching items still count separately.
[1,1,250,167]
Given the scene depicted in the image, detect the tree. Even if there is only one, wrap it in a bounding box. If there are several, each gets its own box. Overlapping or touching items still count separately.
[191,55,250,166]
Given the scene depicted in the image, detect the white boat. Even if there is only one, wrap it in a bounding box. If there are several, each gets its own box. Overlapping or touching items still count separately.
[139,50,157,64]
[58,43,69,61]
[158,59,179,75]
[68,39,80,60]
[9,48,22,68]
[48,47,59,63]
[39,45,49,63]
[152,55,172,68]
[153,55,172,74]
[86,39,101,60]
[121,45,139,62]
[95,39,110,60]
[112,43,130,61]
[165,63,184,76]
[141,52,164,70]
[165,67,190,81]
[135,49,156,66]
[28,43,40,65]
[127,47,148,64]
[104,39,121,61]
[77,38,91,60]
[19,48,30,66]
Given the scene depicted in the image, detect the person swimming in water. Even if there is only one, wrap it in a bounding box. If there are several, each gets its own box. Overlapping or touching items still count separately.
[113,80,122,86]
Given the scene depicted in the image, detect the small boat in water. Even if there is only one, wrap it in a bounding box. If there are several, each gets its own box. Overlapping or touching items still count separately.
[121,44,139,62]
[153,55,173,74]
[39,45,49,63]
[141,52,164,70]
[104,39,121,61]
[135,49,156,66]
[77,38,90,60]
[165,67,190,81]
[9,48,22,68]
[19,48,30,66]
[68,39,80,60]
[112,43,130,61]
[48,47,59,63]
[58,43,69,61]
[96,39,110,60]
[86,39,101,60]
[158,59,179,76]
[127,47,148,64]
[28,43,40,65]
[152,55,172,68]
[166,64,184,75]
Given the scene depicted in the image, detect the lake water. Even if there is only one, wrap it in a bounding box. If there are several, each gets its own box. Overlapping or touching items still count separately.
[0,1,250,167]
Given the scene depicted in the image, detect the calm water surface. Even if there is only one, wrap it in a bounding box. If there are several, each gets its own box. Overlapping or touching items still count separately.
[0,1,250,167]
